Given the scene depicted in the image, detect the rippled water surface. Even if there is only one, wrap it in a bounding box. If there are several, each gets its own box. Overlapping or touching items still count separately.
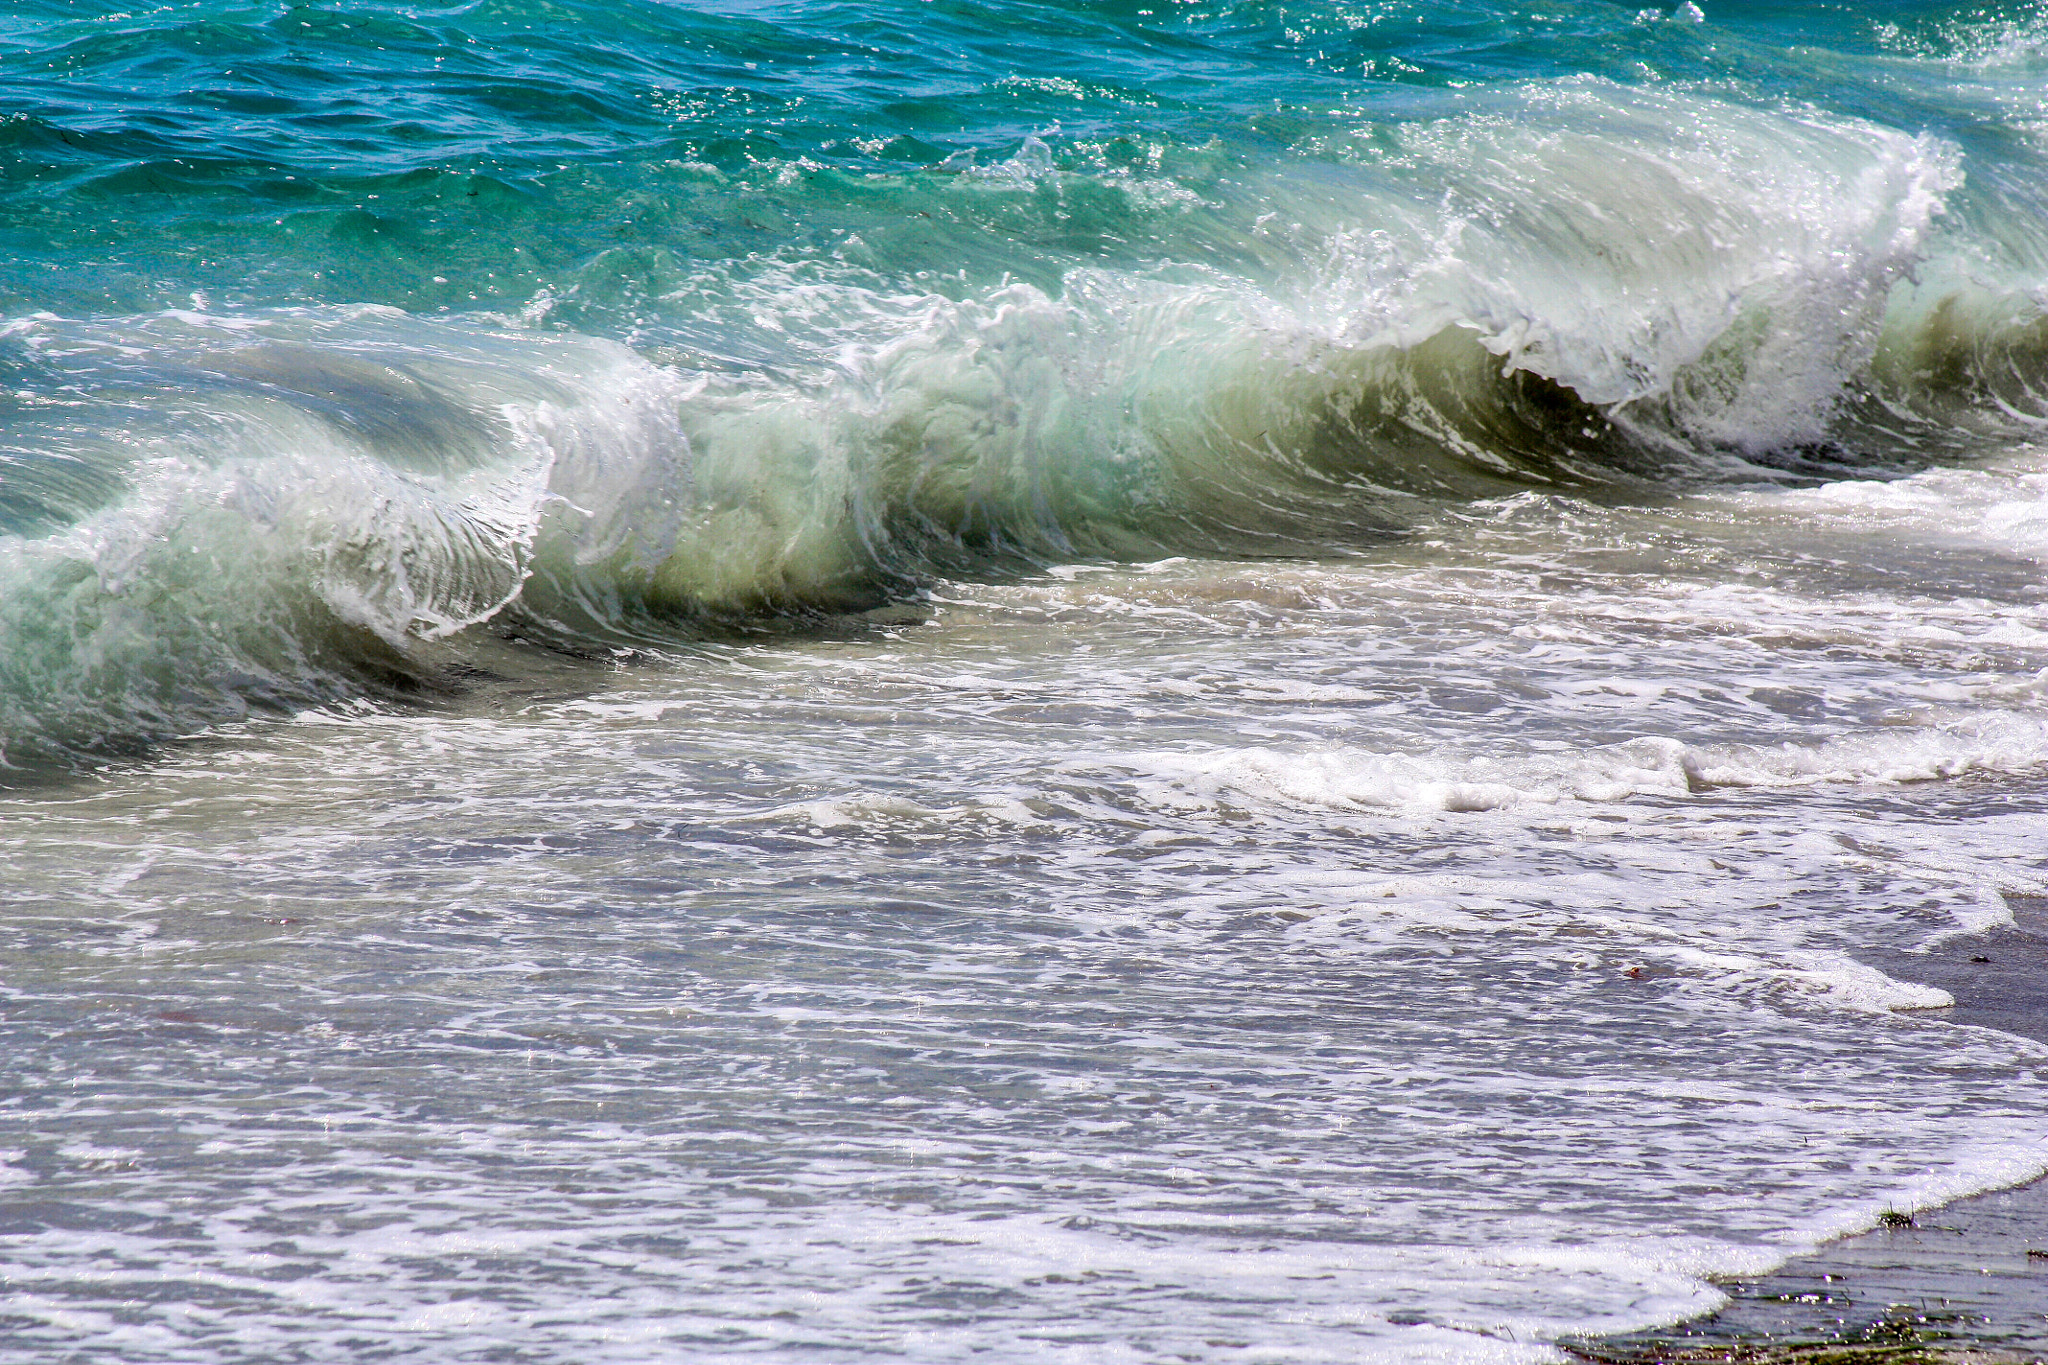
[3,0,2047,1360]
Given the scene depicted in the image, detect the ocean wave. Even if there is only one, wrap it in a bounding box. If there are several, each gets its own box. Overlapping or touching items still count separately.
[3,85,2047,769]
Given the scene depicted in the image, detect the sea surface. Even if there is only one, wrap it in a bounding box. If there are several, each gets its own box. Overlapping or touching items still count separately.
[3,1,2048,1361]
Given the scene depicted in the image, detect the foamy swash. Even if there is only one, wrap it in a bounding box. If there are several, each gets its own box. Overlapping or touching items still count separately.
[1,85,2044,771]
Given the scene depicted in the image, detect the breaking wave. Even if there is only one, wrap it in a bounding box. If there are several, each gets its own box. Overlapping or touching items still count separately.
[3,83,2047,771]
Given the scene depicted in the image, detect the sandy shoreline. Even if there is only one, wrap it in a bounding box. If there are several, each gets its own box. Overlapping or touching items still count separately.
[1569,899,2048,1363]
[1568,1177,2048,1362]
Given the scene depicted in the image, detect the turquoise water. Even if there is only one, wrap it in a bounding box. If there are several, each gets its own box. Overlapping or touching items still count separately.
[3,2,2048,1361]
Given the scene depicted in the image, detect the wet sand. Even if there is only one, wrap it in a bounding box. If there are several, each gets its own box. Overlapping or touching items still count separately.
[1571,898,2048,1364]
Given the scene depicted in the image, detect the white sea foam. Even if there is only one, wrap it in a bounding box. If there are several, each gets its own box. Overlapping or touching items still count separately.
[1764,461,2048,557]
[1113,712,2048,821]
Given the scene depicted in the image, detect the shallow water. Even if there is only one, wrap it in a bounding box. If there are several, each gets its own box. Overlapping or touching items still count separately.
[3,1,2048,1361]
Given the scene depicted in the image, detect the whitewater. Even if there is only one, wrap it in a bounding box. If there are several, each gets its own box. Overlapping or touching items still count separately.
[1,1,2046,1360]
